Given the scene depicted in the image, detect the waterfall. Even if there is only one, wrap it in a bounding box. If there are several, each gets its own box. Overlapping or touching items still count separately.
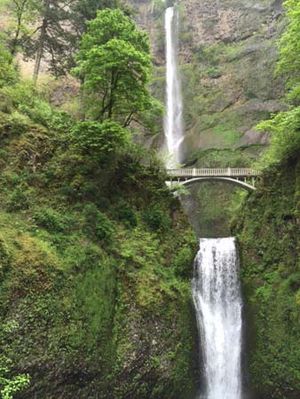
[164,6,184,168]
[192,238,243,399]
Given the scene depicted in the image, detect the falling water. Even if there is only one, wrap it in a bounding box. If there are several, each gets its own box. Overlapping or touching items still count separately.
[164,6,184,168]
[192,238,243,399]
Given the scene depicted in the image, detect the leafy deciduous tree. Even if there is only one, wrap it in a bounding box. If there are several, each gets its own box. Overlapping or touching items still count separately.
[73,9,161,129]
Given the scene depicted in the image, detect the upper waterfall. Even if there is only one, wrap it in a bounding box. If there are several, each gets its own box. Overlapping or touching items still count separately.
[164,6,184,168]
[192,238,243,399]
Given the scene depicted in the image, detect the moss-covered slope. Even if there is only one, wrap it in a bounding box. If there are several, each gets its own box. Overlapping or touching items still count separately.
[0,96,198,398]
[233,155,300,399]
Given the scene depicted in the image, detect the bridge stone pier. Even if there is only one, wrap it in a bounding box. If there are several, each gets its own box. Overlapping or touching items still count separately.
[166,168,261,191]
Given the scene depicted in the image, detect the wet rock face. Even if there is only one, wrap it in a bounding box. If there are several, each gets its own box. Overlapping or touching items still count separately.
[177,0,286,158]
[183,0,283,47]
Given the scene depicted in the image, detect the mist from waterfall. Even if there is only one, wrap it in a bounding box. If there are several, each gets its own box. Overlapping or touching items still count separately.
[192,238,243,399]
[164,6,184,168]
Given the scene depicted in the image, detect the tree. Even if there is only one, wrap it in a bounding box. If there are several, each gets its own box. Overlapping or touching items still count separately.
[0,0,40,57]
[1,0,38,56]
[0,0,74,79]
[70,0,119,35]
[73,9,161,128]
[26,0,75,81]
[276,0,300,102]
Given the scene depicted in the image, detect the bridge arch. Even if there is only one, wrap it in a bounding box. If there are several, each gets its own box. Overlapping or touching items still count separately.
[173,176,256,191]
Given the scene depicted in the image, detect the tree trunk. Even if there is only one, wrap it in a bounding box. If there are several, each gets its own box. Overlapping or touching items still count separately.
[10,0,27,57]
[33,0,50,84]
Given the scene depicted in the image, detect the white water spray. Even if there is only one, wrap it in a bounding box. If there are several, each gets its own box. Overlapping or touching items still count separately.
[164,6,184,168]
[192,238,243,399]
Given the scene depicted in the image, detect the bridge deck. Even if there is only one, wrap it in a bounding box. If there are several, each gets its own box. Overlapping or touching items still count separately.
[167,168,260,179]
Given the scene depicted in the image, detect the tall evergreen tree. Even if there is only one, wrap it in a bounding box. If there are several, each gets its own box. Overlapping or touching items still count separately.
[70,0,118,35]
[24,0,75,81]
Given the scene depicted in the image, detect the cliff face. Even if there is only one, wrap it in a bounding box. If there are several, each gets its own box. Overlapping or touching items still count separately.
[131,0,285,158]
[178,0,285,158]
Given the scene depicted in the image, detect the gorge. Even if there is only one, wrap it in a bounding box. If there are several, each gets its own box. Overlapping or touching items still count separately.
[0,0,299,399]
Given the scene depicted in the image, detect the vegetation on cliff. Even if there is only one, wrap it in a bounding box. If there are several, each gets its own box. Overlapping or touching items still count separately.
[234,1,300,397]
[0,5,198,399]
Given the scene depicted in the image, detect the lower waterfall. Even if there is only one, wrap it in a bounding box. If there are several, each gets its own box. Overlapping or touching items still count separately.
[192,237,242,399]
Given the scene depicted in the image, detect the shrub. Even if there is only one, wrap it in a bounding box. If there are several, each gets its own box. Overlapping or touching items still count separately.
[0,238,11,280]
[33,207,73,233]
[0,44,17,88]
[143,205,171,231]
[172,246,194,278]
[113,202,137,227]
[257,107,300,167]
[71,120,131,162]
[6,188,29,212]
[83,204,114,242]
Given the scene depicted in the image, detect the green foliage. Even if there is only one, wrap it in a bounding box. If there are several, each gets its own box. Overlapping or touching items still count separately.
[255,0,300,168]
[0,238,10,280]
[1,0,39,56]
[234,155,300,398]
[257,106,300,166]
[71,120,130,161]
[0,81,73,132]
[0,323,30,399]
[276,0,300,102]
[0,360,30,399]
[0,44,17,88]
[73,254,117,353]
[113,201,137,227]
[33,207,73,233]
[74,9,161,128]
[6,187,30,211]
[83,203,115,241]
[70,0,119,34]
[0,7,197,397]
[143,205,172,231]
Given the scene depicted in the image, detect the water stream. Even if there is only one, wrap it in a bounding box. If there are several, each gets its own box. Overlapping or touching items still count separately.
[192,238,243,399]
[164,6,184,167]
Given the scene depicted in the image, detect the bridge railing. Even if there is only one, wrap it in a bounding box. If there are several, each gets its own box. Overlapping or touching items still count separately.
[166,168,260,178]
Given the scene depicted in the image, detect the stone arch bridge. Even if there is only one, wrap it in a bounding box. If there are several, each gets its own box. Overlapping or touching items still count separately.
[167,168,261,191]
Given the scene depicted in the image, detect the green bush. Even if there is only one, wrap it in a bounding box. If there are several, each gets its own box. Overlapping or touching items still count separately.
[71,120,131,161]
[0,44,17,88]
[1,82,72,132]
[33,207,73,233]
[6,188,29,211]
[113,202,137,227]
[143,205,171,231]
[0,238,10,280]
[257,107,300,166]
[83,203,114,242]
[171,246,194,278]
